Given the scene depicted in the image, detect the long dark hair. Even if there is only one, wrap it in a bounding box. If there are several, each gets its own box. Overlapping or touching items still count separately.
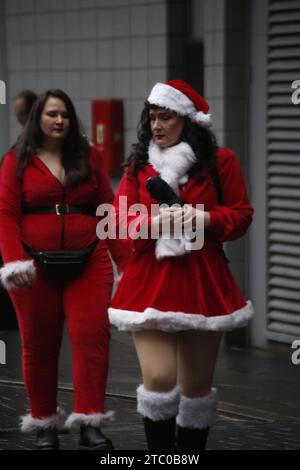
[124,102,218,178]
[14,89,91,185]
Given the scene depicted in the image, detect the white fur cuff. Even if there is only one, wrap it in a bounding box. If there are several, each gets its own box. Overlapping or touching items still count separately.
[176,388,218,429]
[155,238,187,259]
[65,411,115,430]
[0,259,36,289]
[137,384,181,421]
[21,407,66,433]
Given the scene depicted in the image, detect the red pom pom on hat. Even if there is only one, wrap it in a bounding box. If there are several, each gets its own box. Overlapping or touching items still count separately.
[147,79,212,128]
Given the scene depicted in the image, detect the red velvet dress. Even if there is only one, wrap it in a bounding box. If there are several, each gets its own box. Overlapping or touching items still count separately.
[109,148,254,332]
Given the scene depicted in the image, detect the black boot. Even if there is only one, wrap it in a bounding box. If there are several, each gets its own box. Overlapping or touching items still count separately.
[79,424,114,450]
[143,416,176,451]
[176,426,209,451]
[36,428,59,450]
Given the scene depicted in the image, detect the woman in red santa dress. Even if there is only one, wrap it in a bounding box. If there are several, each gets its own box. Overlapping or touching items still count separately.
[0,89,127,450]
[109,80,254,451]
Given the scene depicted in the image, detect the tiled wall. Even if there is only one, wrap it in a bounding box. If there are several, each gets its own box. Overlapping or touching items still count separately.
[202,0,248,161]
[5,0,168,157]
[202,0,226,145]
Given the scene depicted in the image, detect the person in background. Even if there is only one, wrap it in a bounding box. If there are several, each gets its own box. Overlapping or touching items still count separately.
[109,80,254,451]
[13,90,38,127]
[0,89,127,450]
[0,91,38,329]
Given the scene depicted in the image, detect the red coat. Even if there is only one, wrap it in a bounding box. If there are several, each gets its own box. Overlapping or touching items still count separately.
[109,147,254,332]
[0,146,127,273]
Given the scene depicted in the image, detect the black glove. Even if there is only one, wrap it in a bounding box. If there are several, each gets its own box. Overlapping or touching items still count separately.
[146,176,183,206]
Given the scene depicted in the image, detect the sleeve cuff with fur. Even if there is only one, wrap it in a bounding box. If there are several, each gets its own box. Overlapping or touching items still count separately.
[0,259,36,289]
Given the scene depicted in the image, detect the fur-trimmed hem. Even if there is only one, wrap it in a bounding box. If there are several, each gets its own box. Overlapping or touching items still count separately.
[0,259,36,289]
[137,384,180,421]
[176,389,218,429]
[109,300,254,332]
[20,407,66,433]
[65,411,115,430]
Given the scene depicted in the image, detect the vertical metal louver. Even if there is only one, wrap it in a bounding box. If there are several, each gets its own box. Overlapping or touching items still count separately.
[266,0,300,343]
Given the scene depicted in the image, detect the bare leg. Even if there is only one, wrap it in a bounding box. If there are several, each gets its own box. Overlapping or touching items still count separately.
[177,330,223,397]
[176,330,223,450]
[132,330,177,392]
[132,330,179,450]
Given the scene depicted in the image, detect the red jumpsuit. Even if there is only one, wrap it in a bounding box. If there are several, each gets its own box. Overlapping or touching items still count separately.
[0,146,127,427]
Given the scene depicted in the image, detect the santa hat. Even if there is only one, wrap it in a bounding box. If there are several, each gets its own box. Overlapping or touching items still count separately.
[147,80,212,128]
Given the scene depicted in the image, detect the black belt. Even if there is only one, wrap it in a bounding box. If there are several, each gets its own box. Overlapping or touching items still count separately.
[22,204,96,216]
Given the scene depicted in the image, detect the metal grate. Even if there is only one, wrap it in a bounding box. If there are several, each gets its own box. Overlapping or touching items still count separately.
[266,0,300,343]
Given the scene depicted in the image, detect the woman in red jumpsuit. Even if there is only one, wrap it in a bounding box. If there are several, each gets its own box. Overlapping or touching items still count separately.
[109,80,254,450]
[0,89,127,450]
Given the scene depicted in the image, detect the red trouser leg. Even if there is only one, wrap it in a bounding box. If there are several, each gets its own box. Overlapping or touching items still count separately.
[64,244,113,414]
[9,272,64,419]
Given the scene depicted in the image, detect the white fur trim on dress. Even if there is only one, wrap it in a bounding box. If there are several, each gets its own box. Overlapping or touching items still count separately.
[65,411,115,430]
[109,300,254,332]
[0,259,36,289]
[176,389,218,429]
[147,83,212,127]
[137,384,180,421]
[20,407,66,433]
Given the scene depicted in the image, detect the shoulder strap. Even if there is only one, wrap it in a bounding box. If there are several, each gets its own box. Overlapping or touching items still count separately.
[209,166,223,206]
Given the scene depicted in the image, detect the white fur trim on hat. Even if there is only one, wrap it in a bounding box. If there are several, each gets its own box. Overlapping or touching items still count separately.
[147,83,212,127]
[109,300,254,333]
[20,407,66,433]
[65,411,115,430]
[137,384,180,421]
[0,259,36,289]
[176,389,218,429]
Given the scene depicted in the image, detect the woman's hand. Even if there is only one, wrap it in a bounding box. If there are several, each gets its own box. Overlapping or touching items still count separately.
[152,206,211,237]
[182,206,211,232]
[5,271,35,289]
[151,206,183,236]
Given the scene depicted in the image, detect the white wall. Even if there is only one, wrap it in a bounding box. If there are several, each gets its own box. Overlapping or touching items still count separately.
[5,0,168,158]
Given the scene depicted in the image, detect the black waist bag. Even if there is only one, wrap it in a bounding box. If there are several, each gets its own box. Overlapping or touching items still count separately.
[24,240,98,281]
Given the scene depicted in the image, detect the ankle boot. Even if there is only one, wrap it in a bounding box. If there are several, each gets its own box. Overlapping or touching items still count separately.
[36,428,59,450]
[143,416,176,451]
[177,425,209,450]
[79,424,114,450]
